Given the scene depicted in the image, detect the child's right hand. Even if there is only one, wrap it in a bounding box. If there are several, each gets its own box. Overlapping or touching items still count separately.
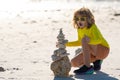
[83,35,90,43]
[56,42,59,48]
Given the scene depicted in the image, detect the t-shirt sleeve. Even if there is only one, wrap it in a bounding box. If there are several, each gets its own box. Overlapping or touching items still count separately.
[66,29,82,47]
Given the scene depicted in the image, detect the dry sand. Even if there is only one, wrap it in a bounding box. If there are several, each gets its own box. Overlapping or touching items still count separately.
[0,1,120,80]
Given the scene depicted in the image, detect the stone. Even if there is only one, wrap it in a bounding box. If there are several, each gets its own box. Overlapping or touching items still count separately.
[50,28,71,77]
[51,56,71,77]
[75,48,83,56]
[0,67,5,72]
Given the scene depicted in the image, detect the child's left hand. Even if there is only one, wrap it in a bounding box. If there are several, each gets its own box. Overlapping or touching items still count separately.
[83,35,90,43]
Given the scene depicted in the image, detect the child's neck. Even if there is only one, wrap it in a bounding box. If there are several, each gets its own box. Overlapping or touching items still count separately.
[79,26,87,29]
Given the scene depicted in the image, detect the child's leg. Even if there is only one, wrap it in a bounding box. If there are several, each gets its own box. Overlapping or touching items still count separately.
[81,37,92,67]
[91,44,109,60]
[71,52,96,67]
[71,37,109,67]
[90,44,109,71]
[71,53,84,67]
[71,36,97,67]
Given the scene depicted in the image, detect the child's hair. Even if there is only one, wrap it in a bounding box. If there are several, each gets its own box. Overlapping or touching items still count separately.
[73,7,95,29]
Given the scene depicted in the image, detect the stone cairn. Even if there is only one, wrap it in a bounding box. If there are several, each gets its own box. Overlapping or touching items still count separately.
[50,28,71,77]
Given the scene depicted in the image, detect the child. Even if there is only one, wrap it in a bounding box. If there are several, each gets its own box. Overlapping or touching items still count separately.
[66,7,110,74]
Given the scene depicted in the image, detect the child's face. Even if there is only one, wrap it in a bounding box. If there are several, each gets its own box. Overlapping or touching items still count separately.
[75,15,87,29]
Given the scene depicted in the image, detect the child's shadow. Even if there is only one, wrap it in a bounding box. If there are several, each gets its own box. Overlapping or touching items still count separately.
[74,71,119,80]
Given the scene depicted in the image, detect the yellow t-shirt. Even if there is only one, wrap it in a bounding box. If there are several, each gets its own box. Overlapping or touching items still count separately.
[66,24,109,48]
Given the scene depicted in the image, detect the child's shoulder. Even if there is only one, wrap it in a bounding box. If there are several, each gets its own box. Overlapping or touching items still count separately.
[91,24,96,27]
[90,24,98,29]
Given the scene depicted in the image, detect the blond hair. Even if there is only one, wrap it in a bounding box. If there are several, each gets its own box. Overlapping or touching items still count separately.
[73,7,95,29]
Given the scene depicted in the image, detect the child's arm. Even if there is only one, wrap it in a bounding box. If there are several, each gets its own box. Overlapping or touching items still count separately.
[66,29,82,47]
[66,40,81,47]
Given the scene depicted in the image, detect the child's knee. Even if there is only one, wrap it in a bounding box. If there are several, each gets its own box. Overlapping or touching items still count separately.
[70,59,78,67]
[71,59,83,67]
[71,59,76,67]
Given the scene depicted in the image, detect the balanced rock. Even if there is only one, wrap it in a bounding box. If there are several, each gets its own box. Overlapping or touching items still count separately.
[50,28,71,77]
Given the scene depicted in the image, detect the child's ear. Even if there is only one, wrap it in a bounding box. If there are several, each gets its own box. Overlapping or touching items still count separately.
[88,18,94,24]
[87,18,92,24]
[91,19,95,23]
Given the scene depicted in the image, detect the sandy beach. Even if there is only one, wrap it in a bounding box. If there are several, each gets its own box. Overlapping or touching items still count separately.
[0,0,120,80]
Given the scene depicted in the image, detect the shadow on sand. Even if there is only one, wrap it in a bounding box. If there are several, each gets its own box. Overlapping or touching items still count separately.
[74,71,119,80]
[53,71,119,80]
[53,76,75,80]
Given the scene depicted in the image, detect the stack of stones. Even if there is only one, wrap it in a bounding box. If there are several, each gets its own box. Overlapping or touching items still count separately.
[50,28,71,77]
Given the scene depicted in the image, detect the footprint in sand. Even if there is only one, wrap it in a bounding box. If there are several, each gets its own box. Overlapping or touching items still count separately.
[52,20,58,23]
[30,20,37,24]
[23,21,28,24]
[0,67,5,72]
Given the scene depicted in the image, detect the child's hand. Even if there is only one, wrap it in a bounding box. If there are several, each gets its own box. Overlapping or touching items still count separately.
[83,35,90,43]
[56,42,59,48]
[85,35,90,43]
